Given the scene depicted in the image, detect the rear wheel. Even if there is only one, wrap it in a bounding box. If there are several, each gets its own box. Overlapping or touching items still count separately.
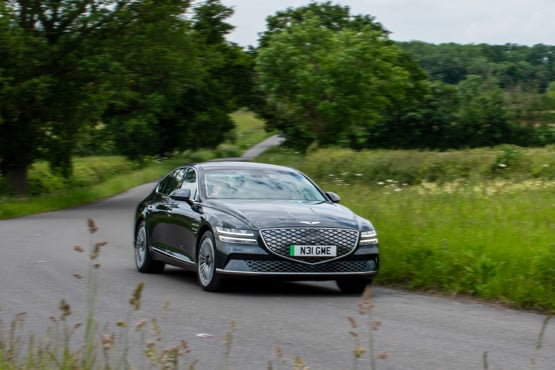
[336,278,372,294]
[197,231,226,292]
[135,222,165,273]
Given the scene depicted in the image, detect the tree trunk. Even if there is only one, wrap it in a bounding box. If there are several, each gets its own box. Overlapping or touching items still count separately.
[2,164,29,196]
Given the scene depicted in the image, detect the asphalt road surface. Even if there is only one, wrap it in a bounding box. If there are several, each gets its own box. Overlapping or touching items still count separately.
[1,168,554,369]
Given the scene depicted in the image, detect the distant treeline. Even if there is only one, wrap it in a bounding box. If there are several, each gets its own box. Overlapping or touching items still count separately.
[356,41,555,150]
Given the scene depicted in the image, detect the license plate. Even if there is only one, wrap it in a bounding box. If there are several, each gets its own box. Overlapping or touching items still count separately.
[289,245,337,257]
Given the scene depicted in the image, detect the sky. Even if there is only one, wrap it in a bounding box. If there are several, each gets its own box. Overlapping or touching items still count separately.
[220,0,555,47]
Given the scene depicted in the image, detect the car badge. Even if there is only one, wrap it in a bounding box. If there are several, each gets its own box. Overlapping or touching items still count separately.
[299,221,320,225]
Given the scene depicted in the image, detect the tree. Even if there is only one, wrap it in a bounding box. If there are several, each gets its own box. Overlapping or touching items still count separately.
[186,0,251,149]
[0,1,127,194]
[0,0,247,194]
[101,0,203,159]
[255,7,416,150]
[453,76,516,147]
[258,1,389,48]
[104,0,249,158]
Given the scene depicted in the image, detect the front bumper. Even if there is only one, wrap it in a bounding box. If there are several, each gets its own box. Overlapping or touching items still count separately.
[215,243,379,280]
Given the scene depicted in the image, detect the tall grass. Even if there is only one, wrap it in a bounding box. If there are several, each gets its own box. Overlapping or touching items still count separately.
[257,145,555,311]
[0,220,197,370]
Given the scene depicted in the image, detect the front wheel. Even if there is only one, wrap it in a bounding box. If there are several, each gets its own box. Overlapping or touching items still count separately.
[336,277,372,294]
[197,231,226,292]
[135,222,165,273]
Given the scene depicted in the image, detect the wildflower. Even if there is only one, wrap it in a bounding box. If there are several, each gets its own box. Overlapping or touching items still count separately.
[59,299,71,321]
[136,319,147,331]
[347,316,357,329]
[358,286,373,315]
[293,356,308,370]
[87,218,98,234]
[354,346,366,358]
[101,334,115,350]
[179,339,191,355]
[129,281,145,311]
[90,241,108,260]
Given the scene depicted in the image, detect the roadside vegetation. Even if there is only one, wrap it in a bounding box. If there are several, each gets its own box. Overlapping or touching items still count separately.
[0,111,271,219]
[257,144,555,311]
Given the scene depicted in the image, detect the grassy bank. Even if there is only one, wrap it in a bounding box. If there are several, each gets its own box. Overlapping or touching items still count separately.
[257,145,555,311]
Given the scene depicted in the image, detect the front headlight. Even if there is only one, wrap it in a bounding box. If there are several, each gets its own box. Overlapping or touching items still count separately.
[359,230,378,245]
[215,226,258,245]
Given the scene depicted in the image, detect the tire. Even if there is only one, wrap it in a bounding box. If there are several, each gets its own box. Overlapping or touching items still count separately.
[336,277,372,294]
[197,231,226,292]
[135,221,165,273]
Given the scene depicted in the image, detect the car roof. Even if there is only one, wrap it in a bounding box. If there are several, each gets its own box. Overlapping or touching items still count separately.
[191,161,299,173]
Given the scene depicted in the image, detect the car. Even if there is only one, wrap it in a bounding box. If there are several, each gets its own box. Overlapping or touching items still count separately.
[133,161,379,293]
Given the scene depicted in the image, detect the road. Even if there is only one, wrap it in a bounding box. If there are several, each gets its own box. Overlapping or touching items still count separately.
[1,163,554,369]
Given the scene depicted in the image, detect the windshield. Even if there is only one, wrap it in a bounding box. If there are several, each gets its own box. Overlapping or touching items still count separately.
[203,169,326,201]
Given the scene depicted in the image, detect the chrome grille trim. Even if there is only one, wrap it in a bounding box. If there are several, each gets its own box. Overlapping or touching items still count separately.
[244,259,371,273]
[259,227,360,265]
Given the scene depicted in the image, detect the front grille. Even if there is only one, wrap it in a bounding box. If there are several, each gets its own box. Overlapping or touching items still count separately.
[245,259,370,273]
[260,227,359,265]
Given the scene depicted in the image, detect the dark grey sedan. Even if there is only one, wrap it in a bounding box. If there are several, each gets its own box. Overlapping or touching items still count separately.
[134,161,379,293]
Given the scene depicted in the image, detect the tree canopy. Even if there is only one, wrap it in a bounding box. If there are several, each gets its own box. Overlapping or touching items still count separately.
[254,3,425,150]
[0,0,246,194]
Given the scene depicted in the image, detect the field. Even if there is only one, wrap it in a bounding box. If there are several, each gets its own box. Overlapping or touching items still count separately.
[257,145,555,311]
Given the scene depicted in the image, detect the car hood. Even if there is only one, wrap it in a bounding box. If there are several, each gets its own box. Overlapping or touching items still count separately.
[206,199,363,230]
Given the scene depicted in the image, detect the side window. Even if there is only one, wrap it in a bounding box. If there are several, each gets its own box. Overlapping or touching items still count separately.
[157,168,186,195]
[180,167,198,200]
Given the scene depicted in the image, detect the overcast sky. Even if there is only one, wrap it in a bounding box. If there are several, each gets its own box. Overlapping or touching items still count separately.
[220,0,555,47]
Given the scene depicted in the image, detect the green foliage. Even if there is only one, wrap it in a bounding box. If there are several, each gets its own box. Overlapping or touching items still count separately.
[257,1,389,48]
[0,110,264,218]
[0,0,251,195]
[385,41,555,149]
[259,145,555,186]
[24,157,139,196]
[0,0,127,187]
[254,3,422,151]
[229,110,275,149]
[258,146,555,310]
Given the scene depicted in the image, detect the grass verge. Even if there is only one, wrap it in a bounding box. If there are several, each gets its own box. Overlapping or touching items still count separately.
[257,145,555,311]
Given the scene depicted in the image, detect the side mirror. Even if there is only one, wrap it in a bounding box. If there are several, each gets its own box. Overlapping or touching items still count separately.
[169,189,192,205]
[326,191,341,203]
